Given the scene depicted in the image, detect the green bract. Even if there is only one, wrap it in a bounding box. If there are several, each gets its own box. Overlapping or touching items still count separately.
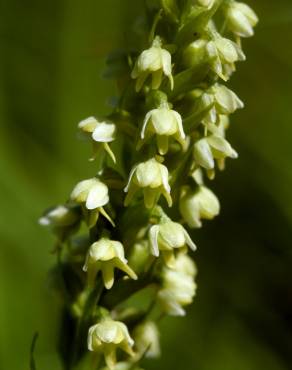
[40,1,257,368]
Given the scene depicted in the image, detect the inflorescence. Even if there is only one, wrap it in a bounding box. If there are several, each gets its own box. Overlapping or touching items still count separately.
[40,1,257,369]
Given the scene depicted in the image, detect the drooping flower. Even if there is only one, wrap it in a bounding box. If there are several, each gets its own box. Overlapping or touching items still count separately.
[199,84,244,125]
[83,238,137,289]
[70,178,113,226]
[149,219,196,267]
[183,35,245,81]
[141,103,185,155]
[179,186,220,228]
[88,319,135,369]
[193,134,238,170]
[224,1,258,38]
[124,158,172,208]
[131,36,173,92]
[78,116,116,163]
[158,257,197,316]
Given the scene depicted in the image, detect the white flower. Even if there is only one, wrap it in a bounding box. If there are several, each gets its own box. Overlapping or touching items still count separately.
[131,36,173,92]
[158,266,197,316]
[78,117,116,163]
[83,238,137,289]
[88,319,135,369]
[200,84,244,124]
[149,219,196,268]
[206,34,245,80]
[141,104,185,155]
[179,186,220,228]
[124,158,172,209]
[193,134,238,170]
[225,1,258,38]
[132,321,160,359]
[173,254,197,278]
[70,178,113,226]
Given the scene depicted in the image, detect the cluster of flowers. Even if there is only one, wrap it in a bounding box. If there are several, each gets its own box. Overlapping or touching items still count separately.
[40,1,257,369]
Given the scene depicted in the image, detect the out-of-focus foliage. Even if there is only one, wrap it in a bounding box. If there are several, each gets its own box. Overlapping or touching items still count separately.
[0,1,292,369]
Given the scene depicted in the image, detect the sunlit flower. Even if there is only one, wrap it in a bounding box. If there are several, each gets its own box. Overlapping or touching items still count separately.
[124,158,172,208]
[131,36,173,92]
[83,238,137,289]
[70,178,113,226]
[88,319,135,369]
[141,103,185,154]
[78,116,116,163]
[149,219,196,267]
[193,134,238,170]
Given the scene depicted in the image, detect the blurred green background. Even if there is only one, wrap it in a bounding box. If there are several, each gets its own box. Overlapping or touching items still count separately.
[1,1,292,369]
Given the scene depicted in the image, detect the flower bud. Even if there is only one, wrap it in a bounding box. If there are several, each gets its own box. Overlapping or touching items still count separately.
[149,219,196,268]
[141,104,185,155]
[88,319,135,369]
[182,39,209,68]
[124,158,172,209]
[179,186,220,228]
[83,238,137,289]
[131,36,173,92]
[133,321,160,358]
[225,1,258,38]
[78,117,116,163]
[128,240,150,275]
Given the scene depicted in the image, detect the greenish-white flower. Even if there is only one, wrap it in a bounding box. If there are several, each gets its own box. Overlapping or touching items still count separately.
[149,219,196,267]
[133,321,160,359]
[131,36,173,92]
[83,238,137,289]
[158,267,197,316]
[124,158,172,209]
[225,1,258,38]
[141,103,185,155]
[206,34,245,80]
[78,116,116,163]
[179,186,220,228]
[173,254,197,278]
[70,178,113,226]
[88,319,135,369]
[193,134,238,170]
[200,84,244,124]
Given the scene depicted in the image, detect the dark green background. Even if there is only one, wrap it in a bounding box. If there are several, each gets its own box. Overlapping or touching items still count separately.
[1,1,292,369]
